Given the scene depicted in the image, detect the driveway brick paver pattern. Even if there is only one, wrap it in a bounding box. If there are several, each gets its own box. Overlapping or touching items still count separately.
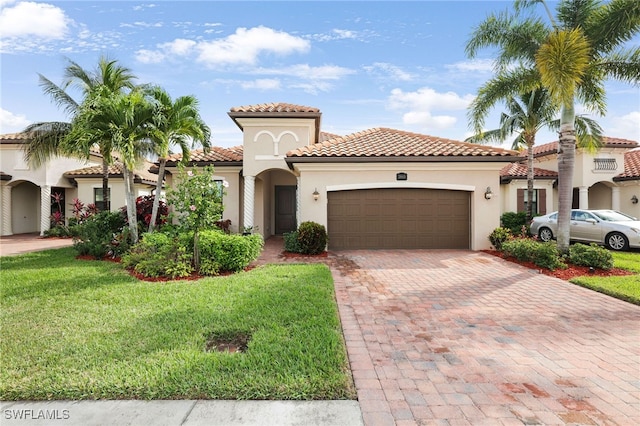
[329,250,640,426]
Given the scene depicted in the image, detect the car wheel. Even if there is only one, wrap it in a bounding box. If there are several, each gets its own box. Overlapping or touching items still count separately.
[606,232,629,251]
[538,227,553,242]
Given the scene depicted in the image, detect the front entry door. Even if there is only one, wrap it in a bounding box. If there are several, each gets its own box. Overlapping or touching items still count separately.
[275,186,297,234]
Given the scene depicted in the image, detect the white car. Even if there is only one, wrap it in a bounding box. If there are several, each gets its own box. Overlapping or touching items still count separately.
[529,209,640,251]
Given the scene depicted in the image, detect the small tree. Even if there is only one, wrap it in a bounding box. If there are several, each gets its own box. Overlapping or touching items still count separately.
[165,165,224,269]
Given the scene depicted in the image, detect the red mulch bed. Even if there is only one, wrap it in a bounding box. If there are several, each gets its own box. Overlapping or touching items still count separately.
[482,250,632,280]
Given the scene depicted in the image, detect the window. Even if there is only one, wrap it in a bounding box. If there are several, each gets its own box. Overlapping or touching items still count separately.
[517,189,546,215]
[593,158,617,171]
[214,180,224,199]
[94,188,111,211]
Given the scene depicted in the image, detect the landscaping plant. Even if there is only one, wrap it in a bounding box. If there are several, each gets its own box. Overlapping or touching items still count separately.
[569,243,613,270]
[287,221,328,255]
[165,165,224,270]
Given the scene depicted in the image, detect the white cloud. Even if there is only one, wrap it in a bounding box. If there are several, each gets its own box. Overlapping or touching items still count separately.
[135,26,310,68]
[196,26,310,66]
[0,1,69,39]
[364,62,414,82]
[160,38,197,56]
[135,49,165,64]
[133,4,156,11]
[388,87,475,131]
[445,59,494,73]
[0,108,30,134]
[311,28,373,42]
[610,111,640,140]
[255,64,355,80]
[240,79,281,91]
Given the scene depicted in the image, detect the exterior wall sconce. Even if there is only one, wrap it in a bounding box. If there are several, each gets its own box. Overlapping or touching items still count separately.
[484,187,493,200]
[632,195,638,204]
[313,188,320,201]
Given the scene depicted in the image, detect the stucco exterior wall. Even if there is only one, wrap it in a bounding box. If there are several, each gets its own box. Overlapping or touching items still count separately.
[617,182,640,218]
[291,162,505,250]
[235,118,315,177]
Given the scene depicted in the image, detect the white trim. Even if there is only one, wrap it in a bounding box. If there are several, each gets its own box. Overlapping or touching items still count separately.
[326,182,476,192]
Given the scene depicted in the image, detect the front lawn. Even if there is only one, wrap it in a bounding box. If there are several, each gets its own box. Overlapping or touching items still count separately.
[570,250,640,305]
[0,247,355,401]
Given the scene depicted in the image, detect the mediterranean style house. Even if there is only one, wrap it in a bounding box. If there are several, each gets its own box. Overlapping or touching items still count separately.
[159,103,639,250]
[2,102,638,251]
[0,133,157,237]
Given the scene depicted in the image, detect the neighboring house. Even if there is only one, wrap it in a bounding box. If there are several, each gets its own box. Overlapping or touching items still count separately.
[160,103,520,250]
[500,138,640,219]
[0,133,158,236]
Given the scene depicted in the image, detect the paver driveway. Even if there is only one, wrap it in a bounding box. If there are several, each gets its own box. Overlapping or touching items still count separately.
[329,250,640,426]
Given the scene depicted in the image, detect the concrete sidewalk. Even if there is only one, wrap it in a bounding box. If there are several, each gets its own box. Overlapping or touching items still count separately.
[0,400,363,426]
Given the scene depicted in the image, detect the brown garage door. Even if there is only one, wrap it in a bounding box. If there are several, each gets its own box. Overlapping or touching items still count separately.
[328,188,470,250]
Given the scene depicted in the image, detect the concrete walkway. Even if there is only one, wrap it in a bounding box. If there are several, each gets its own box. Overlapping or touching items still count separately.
[0,233,73,257]
[2,236,639,425]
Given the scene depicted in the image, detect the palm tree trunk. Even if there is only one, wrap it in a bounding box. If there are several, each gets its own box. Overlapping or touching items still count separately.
[148,158,165,233]
[102,159,110,211]
[556,103,576,254]
[525,135,535,223]
[123,166,139,244]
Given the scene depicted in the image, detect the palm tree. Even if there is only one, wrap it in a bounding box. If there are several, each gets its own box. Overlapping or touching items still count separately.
[146,86,211,233]
[466,0,640,253]
[23,56,137,210]
[466,89,602,222]
[67,88,156,244]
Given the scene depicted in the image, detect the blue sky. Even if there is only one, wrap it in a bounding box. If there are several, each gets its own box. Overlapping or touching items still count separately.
[1,0,639,149]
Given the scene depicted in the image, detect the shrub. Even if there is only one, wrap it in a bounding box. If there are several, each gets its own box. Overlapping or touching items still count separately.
[122,232,193,279]
[501,238,565,270]
[569,243,614,270]
[72,211,127,259]
[198,230,264,274]
[283,231,302,253]
[296,221,328,255]
[120,195,168,231]
[488,227,512,250]
[501,211,529,235]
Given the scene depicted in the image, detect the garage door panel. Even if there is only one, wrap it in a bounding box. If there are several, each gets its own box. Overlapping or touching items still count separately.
[328,188,470,250]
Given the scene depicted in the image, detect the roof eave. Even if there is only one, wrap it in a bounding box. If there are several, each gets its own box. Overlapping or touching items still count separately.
[612,176,639,182]
[286,155,522,165]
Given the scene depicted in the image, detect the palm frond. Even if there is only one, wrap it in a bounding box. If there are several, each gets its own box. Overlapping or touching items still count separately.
[587,0,640,54]
[37,74,79,117]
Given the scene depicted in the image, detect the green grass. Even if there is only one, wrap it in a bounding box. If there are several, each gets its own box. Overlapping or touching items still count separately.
[570,250,640,305]
[0,247,356,401]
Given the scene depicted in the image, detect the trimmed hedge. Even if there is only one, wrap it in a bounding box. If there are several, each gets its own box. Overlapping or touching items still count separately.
[285,222,327,255]
[501,238,565,271]
[569,243,614,270]
[198,230,264,274]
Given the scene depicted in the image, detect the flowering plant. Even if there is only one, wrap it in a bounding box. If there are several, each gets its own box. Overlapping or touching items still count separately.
[165,165,224,269]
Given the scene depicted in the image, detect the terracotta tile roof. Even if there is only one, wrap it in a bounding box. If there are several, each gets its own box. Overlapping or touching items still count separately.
[499,163,558,183]
[0,133,29,143]
[530,136,638,157]
[614,149,640,181]
[229,103,320,113]
[64,161,158,186]
[164,146,244,166]
[286,128,520,159]
[319,131,341,142]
